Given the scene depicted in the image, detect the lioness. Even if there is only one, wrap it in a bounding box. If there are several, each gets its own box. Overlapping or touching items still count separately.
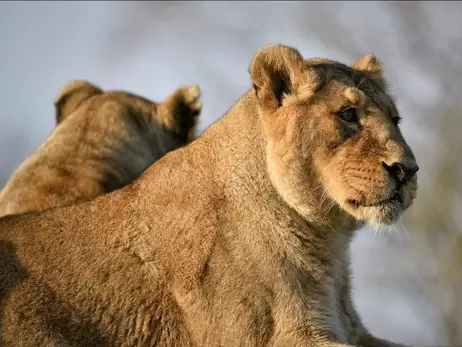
[0,44,424,347]
[0,81,202,216]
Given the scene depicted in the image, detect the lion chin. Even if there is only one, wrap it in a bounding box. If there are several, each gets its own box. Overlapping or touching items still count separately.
[346,200,404,226]
[340,187,417,226]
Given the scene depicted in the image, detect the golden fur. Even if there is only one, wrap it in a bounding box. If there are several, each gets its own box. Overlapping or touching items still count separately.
[0,81,202,216]
[0,45,428,346]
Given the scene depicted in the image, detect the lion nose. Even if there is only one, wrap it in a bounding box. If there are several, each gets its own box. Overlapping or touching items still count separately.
[382,162,419,183]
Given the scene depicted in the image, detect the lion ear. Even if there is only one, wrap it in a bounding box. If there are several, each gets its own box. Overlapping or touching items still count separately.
[352,55,387,90]
[54,80,103,124]
[249,44,305,113]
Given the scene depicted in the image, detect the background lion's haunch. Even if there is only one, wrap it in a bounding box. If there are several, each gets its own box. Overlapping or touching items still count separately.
[1,2,461,346]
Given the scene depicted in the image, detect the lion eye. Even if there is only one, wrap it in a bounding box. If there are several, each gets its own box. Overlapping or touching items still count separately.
[337,107,358,123]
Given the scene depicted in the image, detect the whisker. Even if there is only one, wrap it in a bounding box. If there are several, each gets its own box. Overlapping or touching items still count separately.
[399,221,412,241]
[393,223,404,246]
[312,183,327,192]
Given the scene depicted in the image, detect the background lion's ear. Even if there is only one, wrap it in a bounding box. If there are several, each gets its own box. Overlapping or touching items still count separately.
[249,44,305,113]
[352,55,388,90]
[54,80,103,124]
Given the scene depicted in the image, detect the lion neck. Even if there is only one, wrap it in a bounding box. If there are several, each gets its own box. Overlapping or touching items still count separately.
[211,89,358,229]
[200,89,359,270]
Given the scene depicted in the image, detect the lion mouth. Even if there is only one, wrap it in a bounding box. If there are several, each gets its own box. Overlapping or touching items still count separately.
[347,191,402,208]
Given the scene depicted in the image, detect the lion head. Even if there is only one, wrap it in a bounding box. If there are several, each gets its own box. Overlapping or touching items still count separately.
[250,44,418,226]
[53,80,203,154]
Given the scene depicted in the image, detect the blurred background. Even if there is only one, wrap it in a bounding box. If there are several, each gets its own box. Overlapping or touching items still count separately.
[1,1,461,345]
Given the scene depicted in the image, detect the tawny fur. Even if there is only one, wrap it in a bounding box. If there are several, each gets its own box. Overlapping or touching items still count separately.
[0,81,202,216]
[0,45,431,346]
